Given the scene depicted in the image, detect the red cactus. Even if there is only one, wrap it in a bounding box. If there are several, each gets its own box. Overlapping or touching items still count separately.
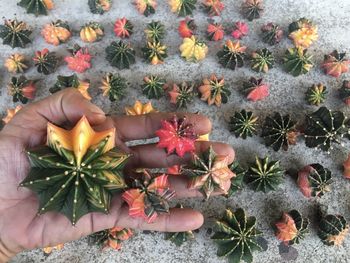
[178,18,196,38]
[231,21,249,39]
[155,115,198,157]
[64,46,91,73]
[275,212,298,244]
[321,50,350,78]
[114,18,133,38]
[207,22,224,41]
[244,77,269,102]
[202,0,224,16]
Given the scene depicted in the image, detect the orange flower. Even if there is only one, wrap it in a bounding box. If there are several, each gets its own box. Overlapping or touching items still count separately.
[2,105,22,124]
[125,100,156,115]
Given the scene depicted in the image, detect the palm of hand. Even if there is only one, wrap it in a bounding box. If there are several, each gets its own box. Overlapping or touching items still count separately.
[0,89,234,260]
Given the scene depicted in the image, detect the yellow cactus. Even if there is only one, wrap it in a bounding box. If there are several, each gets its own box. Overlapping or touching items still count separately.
[80,23,104,43]
[125,100,156,115]
[179,36,208,62]
[4,54,28,73]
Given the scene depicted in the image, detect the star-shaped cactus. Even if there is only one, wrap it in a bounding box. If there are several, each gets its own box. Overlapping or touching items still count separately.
[168,0,196,17]
[250,48,275,73]
[105,41,136,69]
[261,23,283,45]
[242,0,264,21]
[305,83,327,106]
[122,170,175,223]
[297,163,332,198]
[229,109,259,139]
[0,19,32,48]
[145,21,165,42]
[88,0,111,14]
[155,115,198,157]
[288,18,318,49]
[141,75,166,99]
[7,76,36,104]
[261,112,298,151]
[198,74,231,107]
[321,50,349,78]
[275,210,309,245]
[133,0,157,16]
[227,161,247,197]
[318,214,349,246]
[246,156,285,192]
[125,101,156,115]
[20,116,130,225]
[217,40,246,70]
[212,208,262,262]
[168,82,196,108]
[182,146,236,199]
[50,74,91,100]
[18,0,54,16]
[283,47,313,76]
[304,107,349,151]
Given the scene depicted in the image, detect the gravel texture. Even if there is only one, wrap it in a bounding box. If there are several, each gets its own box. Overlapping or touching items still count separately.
[1,0,350,262]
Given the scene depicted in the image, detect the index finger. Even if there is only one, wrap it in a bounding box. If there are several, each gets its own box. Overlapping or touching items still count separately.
[110,112,212,142]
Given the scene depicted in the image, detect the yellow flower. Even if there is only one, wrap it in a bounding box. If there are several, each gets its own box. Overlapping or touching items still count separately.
[179,36,208,62]
[4,53,27,73]
[125,101,156,115]
[47,116,116,166]
[2,105,22,124]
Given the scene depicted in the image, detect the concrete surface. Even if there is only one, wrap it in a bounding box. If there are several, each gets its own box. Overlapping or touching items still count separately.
[0,0,350,262]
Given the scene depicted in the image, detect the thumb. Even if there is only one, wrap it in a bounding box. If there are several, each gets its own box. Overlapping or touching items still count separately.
[2,88,106,147]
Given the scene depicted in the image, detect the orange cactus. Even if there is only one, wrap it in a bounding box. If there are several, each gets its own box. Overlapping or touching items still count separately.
[41,20,71,46]
[198,74,230,107]
[133,0,157,16]
[343,154,350,179]
[125,100,156,115]
[2,105,23,124]
[275,213,298,244]
[4,54,28,73]
[289,18,318,49]
[202,0,224,16]
[64,46,92,73]
[104,227,133,250]
[178,18,196,38]
[321,50,350,78]
[207,23,224,41]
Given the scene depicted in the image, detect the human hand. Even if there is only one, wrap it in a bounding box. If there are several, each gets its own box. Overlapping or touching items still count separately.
[0,88,234,261]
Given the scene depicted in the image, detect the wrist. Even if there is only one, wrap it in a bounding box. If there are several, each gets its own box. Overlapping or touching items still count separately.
[0,240,17,263]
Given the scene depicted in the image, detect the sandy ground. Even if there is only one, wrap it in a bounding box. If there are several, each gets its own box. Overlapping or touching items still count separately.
[0,0,350,262]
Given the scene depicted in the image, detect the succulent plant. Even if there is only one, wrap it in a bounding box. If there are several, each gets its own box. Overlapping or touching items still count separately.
[168,82,196,108]
[125,101,156,116]
[89,227,133,250]
[318,214,349,246]
[212,208,262,262]
[141,75,166,99]
[217,40,246,70]
[231,21,249,40]
[340,80,350,105]
[88,0,111,14]
[80,22,104,43]
[145,21,165,42]
[283,47,313,76]
[261,23,283,45]
[198,74,231,107]
[246,156,285,193]
[202,0,224,16]
[169,0,197,16]
[64,44,91,73]
[275,210,309,245]
[304,107,349,151]
[18,0,53,16]
[343,154,350,179]
[227,161,246,196]
[106,41,136,69]
[133,0,157,16]
[305,83,327,106]
[250,48,274,73]
[288,18,318,49]
[207,22,224,41]
[20,116,130,225]
[114,18,133,38]
[100,73,128,102]
[243,77,269,102]
[155,115,198,157]
[7,76,36,104]
[142,41,168,65]
[33,48,58,75]
[229,109,258,139]
[41,20,71,46]
[242,0,263,21]
[0,19,32,48]
[182,146,235,199]
[297,163,332,198]
[165,204,195,246]
[178,18,196,38]
[180,36,208,62]
[4,53,28,73]
[50,74,91,100]
[261,113,298,151]
[2,105,22,125]
[321,50,349,78]
[122,170,175,223]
